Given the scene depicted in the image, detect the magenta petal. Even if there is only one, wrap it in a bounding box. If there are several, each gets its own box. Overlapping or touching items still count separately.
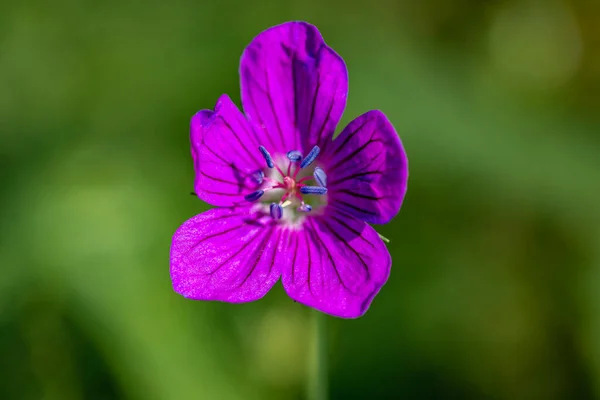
[240,21,348,153]
[170,207,283,302]
[281,209,391,318]
[191,94,268,207]
[190,109,213,169]
[322,110,408,224]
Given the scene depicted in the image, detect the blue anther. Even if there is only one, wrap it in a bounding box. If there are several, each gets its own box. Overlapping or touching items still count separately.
[313,167,327,187]
[251,170,264,185]
[299,145,320,168]
[298,204,313,212]
[300,186,327,195]
[269,203,283,220]
[259,145,274,168]
[286,150,303,162]
[244,190,264,202]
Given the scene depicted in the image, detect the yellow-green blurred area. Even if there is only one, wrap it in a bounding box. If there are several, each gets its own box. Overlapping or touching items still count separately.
[1,0,600,399]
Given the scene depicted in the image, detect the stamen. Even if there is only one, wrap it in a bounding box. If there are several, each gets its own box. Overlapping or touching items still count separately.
[274,163,286,178]
[244,190,264,202]
[246,146,327,219]
[263,177,279,185]
[252,170,264,185]
[313,167,327,187]
[270,203,283,220]
[300,186,328,195]
[298,203,313,212]
[259,145,274,168]
[300,145,320,169]
[286,150,303,162]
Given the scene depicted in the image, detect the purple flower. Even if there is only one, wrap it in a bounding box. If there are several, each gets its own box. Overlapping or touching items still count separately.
[170,22,408,318]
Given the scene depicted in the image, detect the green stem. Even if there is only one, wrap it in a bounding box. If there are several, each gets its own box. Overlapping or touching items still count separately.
[308,310,328,400]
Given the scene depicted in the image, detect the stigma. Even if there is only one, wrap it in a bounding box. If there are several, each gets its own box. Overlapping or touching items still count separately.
[244,145,327,220]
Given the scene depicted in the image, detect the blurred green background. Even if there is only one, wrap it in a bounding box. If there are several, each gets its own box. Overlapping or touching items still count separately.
[1,0,600,399]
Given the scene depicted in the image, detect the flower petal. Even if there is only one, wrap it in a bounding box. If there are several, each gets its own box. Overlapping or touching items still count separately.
[322,110,408,224]
[281,209,391,318]
[191,94,268,207]
[170,207,283,303]
[190,109,213,169]
[240,21,348,154]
